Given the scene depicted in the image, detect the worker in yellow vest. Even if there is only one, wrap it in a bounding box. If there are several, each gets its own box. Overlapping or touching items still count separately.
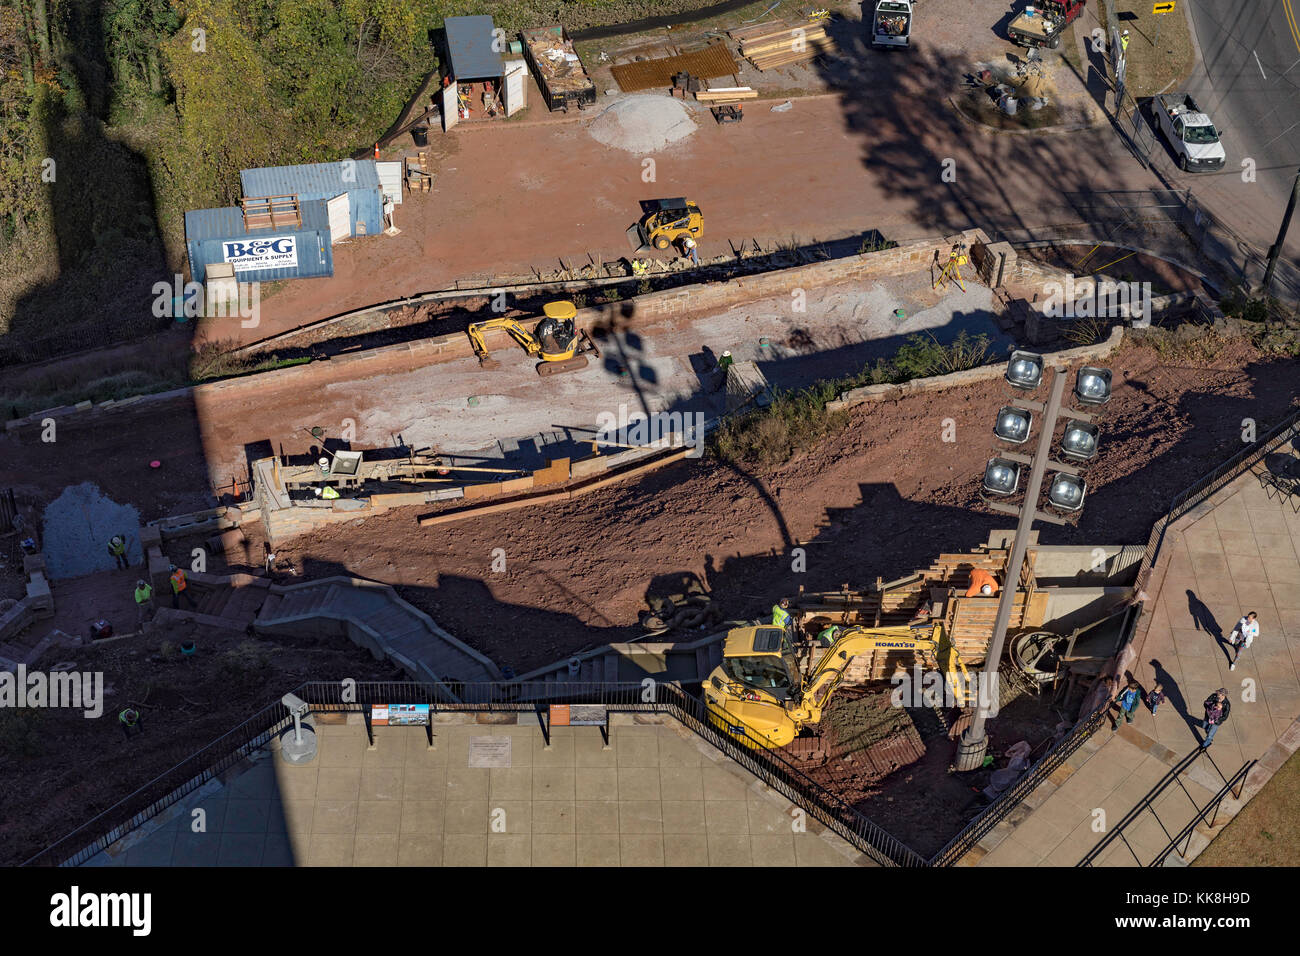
[134,579,154,627]
[169,564,196,610]
[107,534,129,570]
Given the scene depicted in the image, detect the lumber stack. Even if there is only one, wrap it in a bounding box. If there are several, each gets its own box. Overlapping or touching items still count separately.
[695,86,757,103]
[730,19,837,71]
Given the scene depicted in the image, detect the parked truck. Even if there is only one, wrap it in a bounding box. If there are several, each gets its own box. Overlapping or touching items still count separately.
[1153,93,1226,172]
[871,0,914,48]
[1008,0,1086,50]
[521,26,597,112]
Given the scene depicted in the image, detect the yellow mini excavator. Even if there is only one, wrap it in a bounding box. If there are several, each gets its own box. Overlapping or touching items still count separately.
[701,622,970,748]
[466,300,601,376]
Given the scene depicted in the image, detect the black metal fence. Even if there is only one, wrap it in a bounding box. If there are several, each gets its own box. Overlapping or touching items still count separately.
[1150,760,1254,868]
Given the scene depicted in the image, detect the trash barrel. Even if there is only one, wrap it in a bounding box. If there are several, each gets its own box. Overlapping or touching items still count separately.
[412,125,429,147]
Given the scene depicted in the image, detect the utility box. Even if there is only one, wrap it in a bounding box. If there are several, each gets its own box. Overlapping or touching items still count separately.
[204,262,239,312]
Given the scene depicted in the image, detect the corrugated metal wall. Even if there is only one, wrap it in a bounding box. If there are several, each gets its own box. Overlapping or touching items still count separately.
[240,161,384,237]
[185,200,334,284]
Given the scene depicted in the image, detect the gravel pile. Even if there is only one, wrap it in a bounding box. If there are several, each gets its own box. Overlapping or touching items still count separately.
[588,95,698,153]
[42,482,142,580]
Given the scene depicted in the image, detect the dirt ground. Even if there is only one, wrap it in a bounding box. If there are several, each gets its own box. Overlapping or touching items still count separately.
[267,341,1298,678]
[0,619,404,866]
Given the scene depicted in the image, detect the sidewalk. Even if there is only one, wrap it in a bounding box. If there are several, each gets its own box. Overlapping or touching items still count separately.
[969,457,1300,866]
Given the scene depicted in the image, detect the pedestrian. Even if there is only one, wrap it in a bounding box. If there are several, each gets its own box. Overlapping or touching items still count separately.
[134,578,154,628]
[1200,688,1231,748]
[1228,611,1259,671]
[1113,678,1142,729]
[119,708,143,740]
[1147,682,1164,715]
[169,563,196,610]
[681,235,700,267]
[107,534,129,570]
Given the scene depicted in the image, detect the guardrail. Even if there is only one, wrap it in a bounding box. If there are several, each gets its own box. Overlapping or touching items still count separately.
[1150,760,1253,867]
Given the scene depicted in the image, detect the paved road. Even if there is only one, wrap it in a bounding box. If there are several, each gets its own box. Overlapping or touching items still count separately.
[1177,0,1300,261]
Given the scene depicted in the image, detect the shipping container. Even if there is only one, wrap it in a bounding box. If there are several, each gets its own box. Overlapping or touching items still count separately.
[521,26,597,112]
[240,160,383,238]
[185,199,334,284]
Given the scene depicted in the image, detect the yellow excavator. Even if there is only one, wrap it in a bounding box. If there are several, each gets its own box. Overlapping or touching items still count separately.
[701,622,969,749]
[466,300,601,376]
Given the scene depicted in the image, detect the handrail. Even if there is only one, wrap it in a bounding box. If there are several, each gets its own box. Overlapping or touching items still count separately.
[1149,760,1253,867]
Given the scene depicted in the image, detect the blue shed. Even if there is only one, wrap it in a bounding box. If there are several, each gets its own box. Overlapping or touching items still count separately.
[185,199,334,284]
[240,160,383,239]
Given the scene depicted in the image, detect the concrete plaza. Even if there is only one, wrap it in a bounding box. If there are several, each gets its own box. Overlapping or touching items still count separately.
[85,714,870,867]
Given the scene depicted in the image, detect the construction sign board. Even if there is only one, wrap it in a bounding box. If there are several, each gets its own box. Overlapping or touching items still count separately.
[549,704,607,726]
[371,703,430,726]
[1152,1,1175,13]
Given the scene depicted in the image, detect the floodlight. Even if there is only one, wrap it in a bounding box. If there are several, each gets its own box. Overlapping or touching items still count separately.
[1006,350,1044,390]
[1060,422,1100,461]
[1074,366,1112,405]
[983,458,1022,497]
[1046,473,1087,512]
[994,406,1033,444]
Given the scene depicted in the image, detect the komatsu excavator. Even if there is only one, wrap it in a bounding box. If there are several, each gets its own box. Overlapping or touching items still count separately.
[701,622,969,748]
[466,300,601,376]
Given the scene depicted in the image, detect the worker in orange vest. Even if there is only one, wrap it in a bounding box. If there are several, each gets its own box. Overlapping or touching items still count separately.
[169,564,197,610]
[965,568,999,598]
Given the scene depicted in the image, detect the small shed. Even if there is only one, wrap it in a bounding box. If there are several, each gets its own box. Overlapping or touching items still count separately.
[443,16,504,82]
[185,199,334,284]
[240,160,383,241]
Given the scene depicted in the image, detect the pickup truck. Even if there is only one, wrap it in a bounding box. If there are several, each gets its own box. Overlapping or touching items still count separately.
[871,0,913,48]
[1008,0,1086,50]
[1153,93,1226,172]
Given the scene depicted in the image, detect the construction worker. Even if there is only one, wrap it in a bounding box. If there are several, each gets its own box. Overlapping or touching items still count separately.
[169,564,196,610]
[965,568,999,598]
[119,708,143,740]
[1119,30,1130,55]
[107,534,129,570]
[383,193,395,231]
[680,235,700,267]
[134,579,154,627]
[772,597,792,630]
[815,624,841,648]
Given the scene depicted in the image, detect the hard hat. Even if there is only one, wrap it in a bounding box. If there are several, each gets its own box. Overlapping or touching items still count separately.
[169,564,177,571]
[981,584,993,595]
[137,579,147,587]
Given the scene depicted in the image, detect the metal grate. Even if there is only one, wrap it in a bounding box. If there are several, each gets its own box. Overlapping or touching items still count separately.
[611,42,739,92]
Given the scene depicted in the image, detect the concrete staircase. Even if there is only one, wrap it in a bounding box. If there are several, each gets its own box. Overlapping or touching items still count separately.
[509,628,730,701]
[254,576,499,700]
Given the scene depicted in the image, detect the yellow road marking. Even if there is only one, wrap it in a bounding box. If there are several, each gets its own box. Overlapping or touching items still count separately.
[1285,0,1300,54]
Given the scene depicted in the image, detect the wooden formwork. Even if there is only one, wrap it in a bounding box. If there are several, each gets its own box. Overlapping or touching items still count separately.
[793,546,1047,679]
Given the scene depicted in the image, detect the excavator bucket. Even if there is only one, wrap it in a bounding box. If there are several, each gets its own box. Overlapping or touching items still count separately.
[626,221,651,254]
[478,356,501,370]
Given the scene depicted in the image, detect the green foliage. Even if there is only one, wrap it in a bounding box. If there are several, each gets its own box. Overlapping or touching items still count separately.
[712,332,994,467]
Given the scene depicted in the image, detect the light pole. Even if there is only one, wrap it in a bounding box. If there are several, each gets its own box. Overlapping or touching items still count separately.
[1262,167,1300,296]
[953,360,1104,772]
